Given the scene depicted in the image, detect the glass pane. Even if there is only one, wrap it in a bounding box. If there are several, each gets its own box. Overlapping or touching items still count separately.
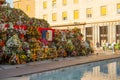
[63,0,67,5]
[43,1,47,8]
[101,6,106,16]
[74,10,79,19]
[52,0,56,7]
[27,5,30,13]
[62,12,67,20]
[52,13,57,21]
[74,0,78,4]
[43,15,47,20]
[117,3,120,8]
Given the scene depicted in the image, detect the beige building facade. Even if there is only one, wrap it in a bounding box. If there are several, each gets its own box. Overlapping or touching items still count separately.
[13,0,120,47]
[13,0,36,17]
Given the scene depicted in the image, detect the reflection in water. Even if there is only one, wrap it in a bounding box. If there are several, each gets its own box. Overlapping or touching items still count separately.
[29,59,120,80]
[81,62,120,80]
[7,58,120,80]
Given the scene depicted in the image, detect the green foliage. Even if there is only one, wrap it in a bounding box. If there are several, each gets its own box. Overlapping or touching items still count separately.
[65,42,75,52]
[115,43,120,50]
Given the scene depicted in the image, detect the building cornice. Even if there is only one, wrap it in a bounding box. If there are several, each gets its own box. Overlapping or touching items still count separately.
[50,22,86,27]
[51,19,120,27]
[86,20,120,24]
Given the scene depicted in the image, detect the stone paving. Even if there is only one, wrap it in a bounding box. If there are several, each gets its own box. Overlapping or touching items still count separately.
[0,50,120,80]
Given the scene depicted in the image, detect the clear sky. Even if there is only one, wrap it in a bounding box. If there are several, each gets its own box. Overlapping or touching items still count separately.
[6,0,13,7]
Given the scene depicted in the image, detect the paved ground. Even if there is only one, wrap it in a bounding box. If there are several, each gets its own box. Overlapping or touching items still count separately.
[0,50,120,80]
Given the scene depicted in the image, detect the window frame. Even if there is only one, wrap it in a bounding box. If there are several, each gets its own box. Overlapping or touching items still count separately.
[74,10,79,20]
[74,0,78,4]
[86,8,92,18]
[52,13,57,21]
[101,6,107,16]
[117,3,120,14]
[26,5,31,13]
[63,0,67,6]
[43,1,47,9]
[52,0,56,8]
[62,11,67,20]
[43,14,47,20]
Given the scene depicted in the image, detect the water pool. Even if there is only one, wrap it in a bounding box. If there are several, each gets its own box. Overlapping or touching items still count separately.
[29,58,120,80]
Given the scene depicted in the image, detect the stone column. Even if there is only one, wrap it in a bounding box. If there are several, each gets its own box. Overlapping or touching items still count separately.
[97,24,100,44]
[111,22,116,43]
[93,24,95,47]
[108,22,111,43]
[81,25,86,41]
[93,24,99,48]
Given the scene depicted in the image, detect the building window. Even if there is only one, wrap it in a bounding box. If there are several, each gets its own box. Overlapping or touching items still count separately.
[86,27,93,41]
[63,0,67,6]
[17,3,20,8]
[26,5,31,13]
[52,0,56,8]
[43,1,47,9]
[74,0,78,4]
[43,14,47,20]
[117,3,120,14]
[52,13,57,21]
[86,8,92,17]
[74,10,79,20]
[101,6,107,16]
[62,11,67,20]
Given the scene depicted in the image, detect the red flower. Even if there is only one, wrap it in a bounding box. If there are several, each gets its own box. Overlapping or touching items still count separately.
[5,24,9,28]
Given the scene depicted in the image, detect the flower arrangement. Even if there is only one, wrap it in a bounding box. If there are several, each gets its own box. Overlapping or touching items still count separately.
[0,6,94,65]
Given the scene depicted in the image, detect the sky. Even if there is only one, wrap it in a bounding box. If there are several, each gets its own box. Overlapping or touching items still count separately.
[6,0,13,7]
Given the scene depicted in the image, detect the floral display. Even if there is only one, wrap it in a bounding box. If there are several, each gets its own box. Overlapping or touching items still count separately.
[53,29,93,57]
[0,6,94,65]
[0,6,49,27]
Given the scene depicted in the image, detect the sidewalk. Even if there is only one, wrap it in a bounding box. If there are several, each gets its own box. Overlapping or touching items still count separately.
[94,48,120,55]
[0,50,120,79]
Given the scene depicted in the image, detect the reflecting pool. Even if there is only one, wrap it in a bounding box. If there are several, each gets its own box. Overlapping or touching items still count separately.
[30,58,120,80]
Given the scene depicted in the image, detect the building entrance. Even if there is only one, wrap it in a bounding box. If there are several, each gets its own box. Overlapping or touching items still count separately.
[116,25,120,43]
[99,26,108,46]
[86,27,93,42]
